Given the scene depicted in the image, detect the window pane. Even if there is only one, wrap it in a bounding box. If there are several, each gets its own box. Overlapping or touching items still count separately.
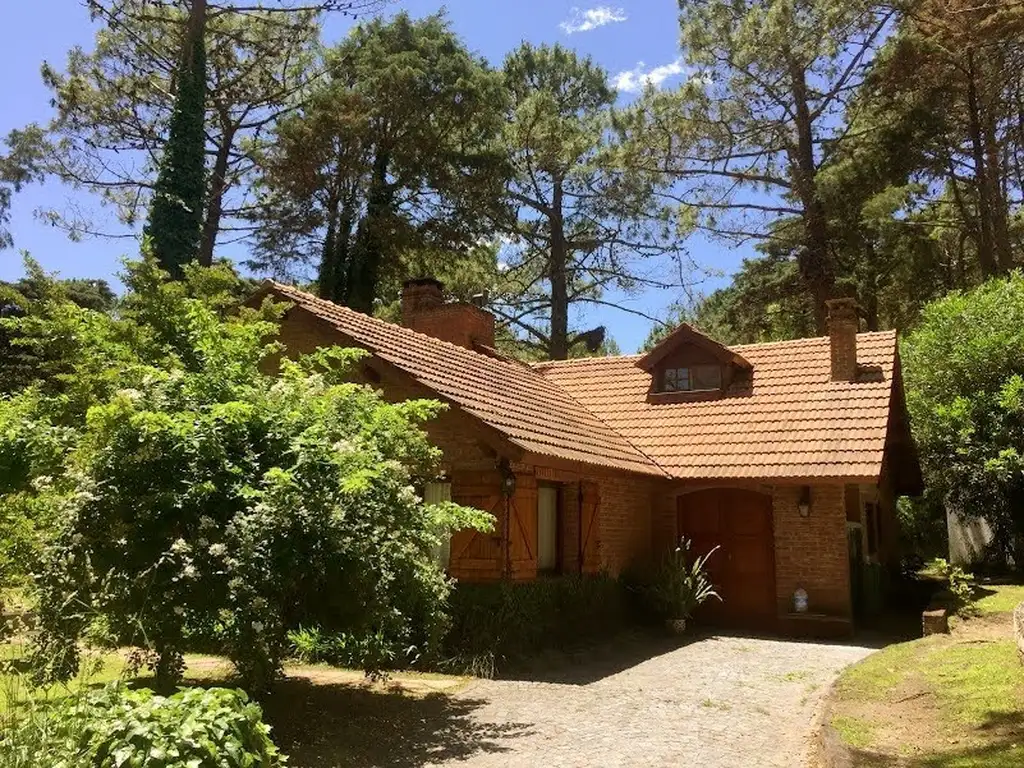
[425,482,452,569]
[692,365,722,390]
[664,368,677,390]
[679,368,691,390]
[537,486,559,571]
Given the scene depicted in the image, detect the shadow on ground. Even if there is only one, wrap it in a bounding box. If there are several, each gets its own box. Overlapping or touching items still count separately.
[493,629,696,685]
[258,677,531,768]
[847,710,1024,768]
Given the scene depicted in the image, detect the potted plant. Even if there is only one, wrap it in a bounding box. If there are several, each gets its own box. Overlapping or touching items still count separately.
[644,538,721,633]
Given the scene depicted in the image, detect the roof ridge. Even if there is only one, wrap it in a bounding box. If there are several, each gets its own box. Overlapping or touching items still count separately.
[268,280,534,370]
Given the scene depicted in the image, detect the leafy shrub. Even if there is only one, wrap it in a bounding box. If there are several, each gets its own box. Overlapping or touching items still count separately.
[0,683,285,768]
[287,626,399,670]
[1,259,491,692]
[933,557,977,615]
[443,573,628,674]
[634,538,720,621]
[903,273,1024,566]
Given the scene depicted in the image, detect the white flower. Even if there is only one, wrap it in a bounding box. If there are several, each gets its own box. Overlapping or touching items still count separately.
[199,516,216,530]
[251,621,264,633]
[173,606,185,616]
[170,538,190,555]
[208,543,227,557]
[198,538,209,547]
[182,564,198,579]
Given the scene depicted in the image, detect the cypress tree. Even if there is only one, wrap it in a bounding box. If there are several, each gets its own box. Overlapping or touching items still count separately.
[144,2,207,279]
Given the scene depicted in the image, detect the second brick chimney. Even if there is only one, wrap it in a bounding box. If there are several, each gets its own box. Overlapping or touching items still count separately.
[826,298,860,382]
[401,277,496,351]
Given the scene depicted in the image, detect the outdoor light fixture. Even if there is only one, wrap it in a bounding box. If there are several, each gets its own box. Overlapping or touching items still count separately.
[797,486,812,518]
[499,459,517,497]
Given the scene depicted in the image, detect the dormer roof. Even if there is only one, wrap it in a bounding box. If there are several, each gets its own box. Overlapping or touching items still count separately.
[636,323,752,373]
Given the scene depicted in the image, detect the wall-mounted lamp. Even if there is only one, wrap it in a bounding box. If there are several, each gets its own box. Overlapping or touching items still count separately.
[499,459,517,497]
[797,485,812,518]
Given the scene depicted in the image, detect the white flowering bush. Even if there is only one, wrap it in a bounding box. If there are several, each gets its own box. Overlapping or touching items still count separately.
[2,259,490,692]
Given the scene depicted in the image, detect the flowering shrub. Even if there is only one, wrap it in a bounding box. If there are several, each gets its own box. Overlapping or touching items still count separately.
[1,259,491,692]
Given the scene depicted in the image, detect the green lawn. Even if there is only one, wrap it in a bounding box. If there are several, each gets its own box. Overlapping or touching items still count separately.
[829,584,1024,767]
[975,584,1024,615]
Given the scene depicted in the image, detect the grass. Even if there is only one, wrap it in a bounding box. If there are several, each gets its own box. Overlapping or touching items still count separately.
[827,583,1024,768]
[831,715,876,749]
[975,584,1024,615]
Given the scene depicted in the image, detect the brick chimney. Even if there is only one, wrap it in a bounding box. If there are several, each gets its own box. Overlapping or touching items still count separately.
[826,298,860,382]
[401,277,495,351]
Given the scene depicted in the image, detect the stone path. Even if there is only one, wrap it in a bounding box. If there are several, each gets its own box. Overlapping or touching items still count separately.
[430,634,873,768]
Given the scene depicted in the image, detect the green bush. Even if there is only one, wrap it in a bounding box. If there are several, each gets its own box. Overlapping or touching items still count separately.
[442,573,628,674]
[0,683,285,767]
[287,626,399,670]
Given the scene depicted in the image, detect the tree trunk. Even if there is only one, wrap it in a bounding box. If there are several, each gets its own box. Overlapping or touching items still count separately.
[862,240,880,332]
[548,178,569,360]
[788,59,833,333]
[198,119,232,267]
[317,189,340,300]
[965,49,999,277]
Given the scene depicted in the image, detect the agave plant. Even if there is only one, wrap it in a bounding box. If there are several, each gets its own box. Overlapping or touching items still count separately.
[645,537,722,621]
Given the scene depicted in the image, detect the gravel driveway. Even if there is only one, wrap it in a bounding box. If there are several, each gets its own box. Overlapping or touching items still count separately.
[431,633,873,768]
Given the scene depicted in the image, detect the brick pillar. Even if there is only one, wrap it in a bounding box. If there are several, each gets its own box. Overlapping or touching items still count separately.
[826,298,859,382]
[400,276,496,350]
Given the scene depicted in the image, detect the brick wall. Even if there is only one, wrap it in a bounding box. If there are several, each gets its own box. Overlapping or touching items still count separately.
[772,483,852,617]
[597,473,655,574]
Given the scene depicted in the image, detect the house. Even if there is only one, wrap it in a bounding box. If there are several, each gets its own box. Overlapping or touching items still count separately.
[250,278,922,636]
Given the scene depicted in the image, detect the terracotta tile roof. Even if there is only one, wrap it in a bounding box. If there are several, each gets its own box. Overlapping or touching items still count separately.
[534,332,900,481]
[261,282,665,477]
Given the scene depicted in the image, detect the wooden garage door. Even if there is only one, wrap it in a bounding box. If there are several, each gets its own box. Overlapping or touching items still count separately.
[677,488,776,627]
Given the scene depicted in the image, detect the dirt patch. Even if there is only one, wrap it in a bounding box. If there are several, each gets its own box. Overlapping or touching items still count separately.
[819,598,1024,767]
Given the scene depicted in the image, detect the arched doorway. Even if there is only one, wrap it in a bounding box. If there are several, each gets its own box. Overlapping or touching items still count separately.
[677,488,776,628]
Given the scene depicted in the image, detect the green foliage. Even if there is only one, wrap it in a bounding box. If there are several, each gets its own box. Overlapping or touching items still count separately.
[932,558,976,615]
[634,538,720,621]
[144,12,208,279]
[903,273,1024,564]
[443,574,627,675]
[0,257,491,692]
[0,682,284,768]
[494,42,688,360]
[251,12,509,311]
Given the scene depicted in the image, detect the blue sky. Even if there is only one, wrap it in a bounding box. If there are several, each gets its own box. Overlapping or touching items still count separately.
[0,1,750,352]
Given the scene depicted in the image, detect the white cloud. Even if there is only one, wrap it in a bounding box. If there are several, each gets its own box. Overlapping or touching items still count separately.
[559,6,627,34]
[612,58,688,93]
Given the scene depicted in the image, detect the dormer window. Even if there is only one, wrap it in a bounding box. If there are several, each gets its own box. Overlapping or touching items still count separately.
[637,322,752,402]
[663,364,722,393]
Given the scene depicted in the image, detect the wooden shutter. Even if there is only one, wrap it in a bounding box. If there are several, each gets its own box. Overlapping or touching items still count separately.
[580,481,601,573]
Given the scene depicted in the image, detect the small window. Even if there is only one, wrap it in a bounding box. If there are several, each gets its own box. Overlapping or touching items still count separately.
[424,481,452,569]
[662,365,721,392]
[664,367,691,391]
[537,485,560,573]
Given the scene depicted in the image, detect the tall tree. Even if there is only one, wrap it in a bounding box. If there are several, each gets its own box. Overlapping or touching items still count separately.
[494,43,690,360]
[3,1,380,263]
[619,0,894,332]
[145,0,208,277]
[250,12,509,312]
[863,0,1024,278]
